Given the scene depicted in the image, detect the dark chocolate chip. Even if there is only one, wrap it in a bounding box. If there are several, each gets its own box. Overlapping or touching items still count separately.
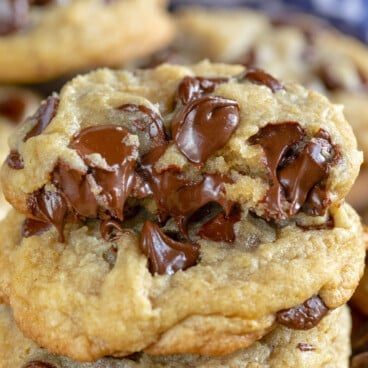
[351,352,368,368]
[23,96,59,141]
[197,205,241,243]
[297,343,316,351]
[100,218,124,242]
[27,189,68,242]
[276,295,329,330]
[240,68,284,93]
[6,149,24,169]
[318,64,344,92]
[0,95,26,124]
[140,220,200,275]
[22,217,51,237]
[172,95,239,164]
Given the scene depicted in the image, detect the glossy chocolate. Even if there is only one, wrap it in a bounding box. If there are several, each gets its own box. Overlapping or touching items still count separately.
[241,68,283,93]
[24,96,59,141]
[276,295,329,330]
[351,352,368,368]
[172,95,240,164]
[22,217,51,237]
[249,123,336,219]
[100,218,124,242]
[140,220,200,275]
[197,205,241,243]
[27,189,68,242]
[6,149,24,169]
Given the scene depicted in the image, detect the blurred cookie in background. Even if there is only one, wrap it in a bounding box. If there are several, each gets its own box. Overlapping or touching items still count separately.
[0,87,40,220]
[0,0,174,83]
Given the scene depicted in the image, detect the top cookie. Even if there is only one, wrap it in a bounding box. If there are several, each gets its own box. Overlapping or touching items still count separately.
[0,63,364,361]
[168,8,368,164]
[0,0,174,83]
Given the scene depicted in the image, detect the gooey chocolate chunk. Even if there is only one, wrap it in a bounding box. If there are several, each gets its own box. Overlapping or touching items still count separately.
[6,149,24,169]
[240,68,284,93]
[23,95,59,141]
[22,217,51,237]
[54,125,138,221]
[249,122,337,220]
[0,95,27,124]
[276,295,329,330]
[351,352,368,368]
[140,220,200,275]
[172,95,240,164]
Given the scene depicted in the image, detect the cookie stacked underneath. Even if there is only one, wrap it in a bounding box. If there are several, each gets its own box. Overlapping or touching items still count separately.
[0,62,365,367]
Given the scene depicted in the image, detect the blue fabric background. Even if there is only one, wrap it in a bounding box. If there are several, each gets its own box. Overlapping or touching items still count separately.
[170,0,368,43]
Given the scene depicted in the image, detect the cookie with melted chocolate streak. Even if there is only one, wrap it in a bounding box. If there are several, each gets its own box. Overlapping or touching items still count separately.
[0,300,352,367]
[0,63,363,361]
[0,0,174,83]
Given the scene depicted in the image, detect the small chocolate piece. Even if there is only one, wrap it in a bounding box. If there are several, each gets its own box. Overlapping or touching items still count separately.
[140,220,200,275]
[100,218,124,242]
[24,96,59,141]
[351,352,368,368]
[22,361,58,368]
[27,189,68,242]
[6,149,24,169]
[197,205,241,243]
[176,76,229,105]
[0,0,28,36]
[172,95,240,164]
[297,343,316,351]
[102,244,118,266]
[240,68,284,93]
[318,64,344,92]
[22,217,51,237]
[276,295,329,330]
[0,95,26,123]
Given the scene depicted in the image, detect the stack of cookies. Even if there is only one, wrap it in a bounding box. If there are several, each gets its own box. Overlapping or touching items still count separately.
[0,2,366,368]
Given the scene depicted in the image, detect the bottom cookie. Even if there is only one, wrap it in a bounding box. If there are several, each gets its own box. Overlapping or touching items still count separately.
[1,304,350,368]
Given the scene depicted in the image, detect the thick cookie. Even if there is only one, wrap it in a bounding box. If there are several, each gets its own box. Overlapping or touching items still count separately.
[0,87,40,220]
[0,63,364,360]
[171,8,368,160]
[0,302,351,368]
[0,0,174,83]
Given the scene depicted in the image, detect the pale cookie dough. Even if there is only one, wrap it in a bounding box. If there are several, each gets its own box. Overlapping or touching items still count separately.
[0,0,174,83]
[0,303,351,368]
[0,87,40,220]
[0,63,363,361]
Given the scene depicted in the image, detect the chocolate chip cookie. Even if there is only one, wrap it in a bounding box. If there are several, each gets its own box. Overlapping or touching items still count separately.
[172,7,368,156]
[0,0,174,83]
[0,63,364,360]
[0,301,351,368]
[0,87,40,220]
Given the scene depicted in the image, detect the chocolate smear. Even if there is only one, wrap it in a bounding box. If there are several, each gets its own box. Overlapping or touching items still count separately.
[276,295,329,330]
[23,96,59,141]
[140,220,200,275]
[172,95,239,164]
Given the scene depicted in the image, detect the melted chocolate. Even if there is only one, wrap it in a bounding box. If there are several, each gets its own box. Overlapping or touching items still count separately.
[0,95,26,123]
[140,220,200,275]
[176,76,229,105]
[100,218,123,242]
[172,95,240,164]
[6,149,24,169]
[249,123,336,220]
[276,295,329,330]
[197,205,241,243]
[351,352,368,368]
[22,361,58,368]
[24,96,59,141]
[297,343,316,351]
[27,189,68,242]
[240,68,284,93]
[22,217,51,237]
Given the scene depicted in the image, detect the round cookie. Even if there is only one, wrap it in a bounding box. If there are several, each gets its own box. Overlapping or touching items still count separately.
[0,0,174,83]
[0,302,351,368]
[0,87,40,220]
[0,63,364,361]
